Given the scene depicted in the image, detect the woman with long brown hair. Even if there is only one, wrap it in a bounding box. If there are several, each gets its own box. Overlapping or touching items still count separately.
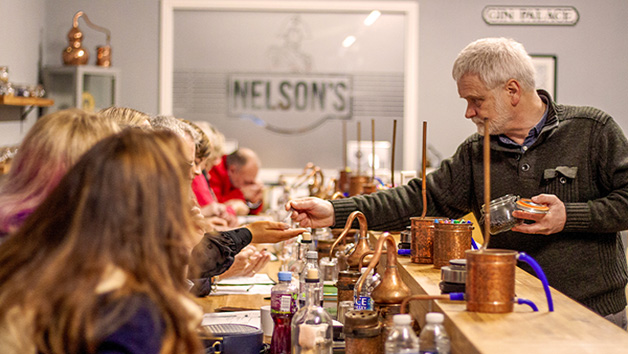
[0,129,203,353]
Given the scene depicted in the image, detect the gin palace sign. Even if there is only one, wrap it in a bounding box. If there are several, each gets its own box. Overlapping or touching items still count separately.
[483,6,579,26]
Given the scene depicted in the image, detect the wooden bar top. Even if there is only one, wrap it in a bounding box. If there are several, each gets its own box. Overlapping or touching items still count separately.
[397,256,628,353]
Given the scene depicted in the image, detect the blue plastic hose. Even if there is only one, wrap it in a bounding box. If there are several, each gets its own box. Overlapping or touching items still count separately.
[516,297,539,312]
[517,252,554,312]
[471,238,479,250]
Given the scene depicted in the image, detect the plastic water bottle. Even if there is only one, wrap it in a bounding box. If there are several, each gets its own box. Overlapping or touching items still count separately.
[418,312,450,354]
[270,271,298,354]
[385,314,419,354]
[353,267,381,310]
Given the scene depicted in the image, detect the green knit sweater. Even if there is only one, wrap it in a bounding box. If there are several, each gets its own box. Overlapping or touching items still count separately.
[332,90,628,316]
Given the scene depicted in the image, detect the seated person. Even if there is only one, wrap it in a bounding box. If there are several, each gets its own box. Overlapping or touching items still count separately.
[0,108,119,240]
[209,148,265,215]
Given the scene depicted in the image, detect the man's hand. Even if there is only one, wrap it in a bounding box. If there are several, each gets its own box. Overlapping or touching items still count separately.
[286,197,335,228]
[241,180,264,204]
[245,221,306,243]
[511,194,566,235]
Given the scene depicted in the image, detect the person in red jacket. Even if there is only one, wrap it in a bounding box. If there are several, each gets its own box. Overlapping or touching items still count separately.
[209,147,264,215]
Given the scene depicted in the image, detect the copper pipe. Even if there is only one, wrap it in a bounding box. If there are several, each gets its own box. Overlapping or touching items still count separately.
[331,191,345,200]
[371,119,376,183]
[357,233,410,304]
[357,121,362,177]
[291,163,316,190]
[400,295,450,314]
[482,118,491,250]
[421,121,427,218]
[329,211,369,267]
[391,120,397,187]
[358,251,375,269]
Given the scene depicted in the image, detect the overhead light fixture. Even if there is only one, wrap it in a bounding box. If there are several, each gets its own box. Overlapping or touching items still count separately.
[364,10,381,26]
[342,35,356,48]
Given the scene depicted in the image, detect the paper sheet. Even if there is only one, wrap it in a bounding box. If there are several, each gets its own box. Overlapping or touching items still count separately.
[210,284,274,295]
[216,273,275,285]
[202,310,261,328]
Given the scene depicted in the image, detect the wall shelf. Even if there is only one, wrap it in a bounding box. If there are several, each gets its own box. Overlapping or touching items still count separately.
[0,95,55,121]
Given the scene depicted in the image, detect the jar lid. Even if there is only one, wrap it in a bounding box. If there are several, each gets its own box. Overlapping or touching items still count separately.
[516,198,549,213]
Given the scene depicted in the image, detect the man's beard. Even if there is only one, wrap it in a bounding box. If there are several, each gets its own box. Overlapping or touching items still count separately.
[475,96,510,136]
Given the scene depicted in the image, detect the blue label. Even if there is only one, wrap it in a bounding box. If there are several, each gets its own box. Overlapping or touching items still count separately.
[354,296,372,310]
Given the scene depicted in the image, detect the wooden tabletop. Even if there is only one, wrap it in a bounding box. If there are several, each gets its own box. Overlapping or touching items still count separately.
[397,257,628,354]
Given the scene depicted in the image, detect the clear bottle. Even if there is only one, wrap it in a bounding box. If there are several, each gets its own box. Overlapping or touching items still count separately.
[353,267,381,310]
[418,312,450,354]
[385,314,419,354]
[291,268,333,354]
[299,250,323,308]
[270,271,298,354]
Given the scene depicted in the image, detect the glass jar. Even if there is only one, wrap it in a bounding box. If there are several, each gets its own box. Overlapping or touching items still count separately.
[0,66,8,84]
[481,195,549,234]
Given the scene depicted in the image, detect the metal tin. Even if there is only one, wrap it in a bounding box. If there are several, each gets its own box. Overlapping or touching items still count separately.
[336,270,361,314]
[441,258,467,284]
[344,310,382,354]
[433,222,473,269]
[410,216,439,264]
[465,249,517,313]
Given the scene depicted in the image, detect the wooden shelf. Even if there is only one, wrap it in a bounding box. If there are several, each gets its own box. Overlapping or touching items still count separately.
[0,95,54,107]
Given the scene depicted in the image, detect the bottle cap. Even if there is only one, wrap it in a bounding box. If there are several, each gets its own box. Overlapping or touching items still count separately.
[302,231,312,242]
[393,314,412,325]
[306,251,318,259]
[426,312,444,324]
[277,271,292,281]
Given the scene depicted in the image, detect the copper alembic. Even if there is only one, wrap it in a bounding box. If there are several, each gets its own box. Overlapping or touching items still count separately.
[63,11,112,67]
[329,211,373,270]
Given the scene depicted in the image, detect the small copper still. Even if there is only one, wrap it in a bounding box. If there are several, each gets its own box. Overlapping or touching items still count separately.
[432,222,473,269]
[410,216,439,264]
[63,11,111,66]
[465,249,517,313]
[343,310,382,354]
[356,233,411,346]
[329,211,372,270]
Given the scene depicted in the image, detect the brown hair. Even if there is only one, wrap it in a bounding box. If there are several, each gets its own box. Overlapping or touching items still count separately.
[0,129,202,353]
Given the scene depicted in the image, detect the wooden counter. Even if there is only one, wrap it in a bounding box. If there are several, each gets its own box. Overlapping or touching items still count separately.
[396,256,628,353]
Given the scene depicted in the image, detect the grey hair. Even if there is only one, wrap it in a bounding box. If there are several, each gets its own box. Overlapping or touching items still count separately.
[452,37,536,91]
[149,115,200,144]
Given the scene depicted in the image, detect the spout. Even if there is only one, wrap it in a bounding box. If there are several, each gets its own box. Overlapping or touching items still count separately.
[358,251,374,269]
[329,210,368,259]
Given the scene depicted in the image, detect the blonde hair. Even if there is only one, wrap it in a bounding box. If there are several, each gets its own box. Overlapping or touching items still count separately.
[0,108,120,234]
[452,37,536,90]
[0,129,202,353]
[99,106,151,128]
[194,121,225,163]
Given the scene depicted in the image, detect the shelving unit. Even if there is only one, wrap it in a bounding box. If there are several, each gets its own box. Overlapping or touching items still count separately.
[0,96,54,121]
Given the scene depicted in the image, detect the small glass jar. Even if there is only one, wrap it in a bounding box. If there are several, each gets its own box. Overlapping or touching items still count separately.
[481,195,549,234]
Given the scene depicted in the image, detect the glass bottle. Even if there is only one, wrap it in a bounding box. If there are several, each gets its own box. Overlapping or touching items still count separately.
[299,250,323,308]
[353,267,381,310]
[291,268,333,354]
[418,312,450,354]
[270,271,298,354]
[385,314,419,354]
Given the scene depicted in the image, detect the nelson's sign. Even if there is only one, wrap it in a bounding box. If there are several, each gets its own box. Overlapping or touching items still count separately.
[227,74,352,117]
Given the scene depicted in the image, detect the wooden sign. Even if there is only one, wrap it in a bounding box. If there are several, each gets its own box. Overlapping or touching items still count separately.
[483,6,579,26]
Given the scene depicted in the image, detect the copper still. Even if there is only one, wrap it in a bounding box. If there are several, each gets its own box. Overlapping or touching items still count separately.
[356,233,411,346]
[349,175,369,196]
[328,211,372,270]
[465,249,517,313]
[63,11,112,66]
[343,310,382,354]
[432,221,473,269]
[410,216,440,264]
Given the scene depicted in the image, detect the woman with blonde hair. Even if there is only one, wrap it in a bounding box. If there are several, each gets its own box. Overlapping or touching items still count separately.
[0,129,204,353]
[0,108,119,239]
[99,106,151,128]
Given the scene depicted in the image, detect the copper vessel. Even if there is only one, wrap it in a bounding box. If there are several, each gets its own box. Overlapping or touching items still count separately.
[336,269,361,312]
[349,175,369,196]
[466,249,517,313]
[410,216,439,264]
[344,310,382,354]
[329,211,372,270]
[432,222,473,269]
[362,182,377,194]
[96,45,111,67]
[63,12,89,65]
[338,169,351,194]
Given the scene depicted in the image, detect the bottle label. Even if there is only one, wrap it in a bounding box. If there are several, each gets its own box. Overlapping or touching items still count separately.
[354,295,372,310]
[271,294,297,314]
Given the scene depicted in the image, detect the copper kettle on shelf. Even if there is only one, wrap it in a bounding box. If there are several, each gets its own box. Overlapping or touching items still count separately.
[63,11,112,67]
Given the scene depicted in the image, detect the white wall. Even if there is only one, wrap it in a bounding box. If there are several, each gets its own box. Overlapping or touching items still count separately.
[2,0,628,171]
[0,0,46,145]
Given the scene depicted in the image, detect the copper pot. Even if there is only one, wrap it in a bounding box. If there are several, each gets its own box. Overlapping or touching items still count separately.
[349,175,369,196]
[465,249,517,313]
[432,222,473,269]
[410,216,440,264]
